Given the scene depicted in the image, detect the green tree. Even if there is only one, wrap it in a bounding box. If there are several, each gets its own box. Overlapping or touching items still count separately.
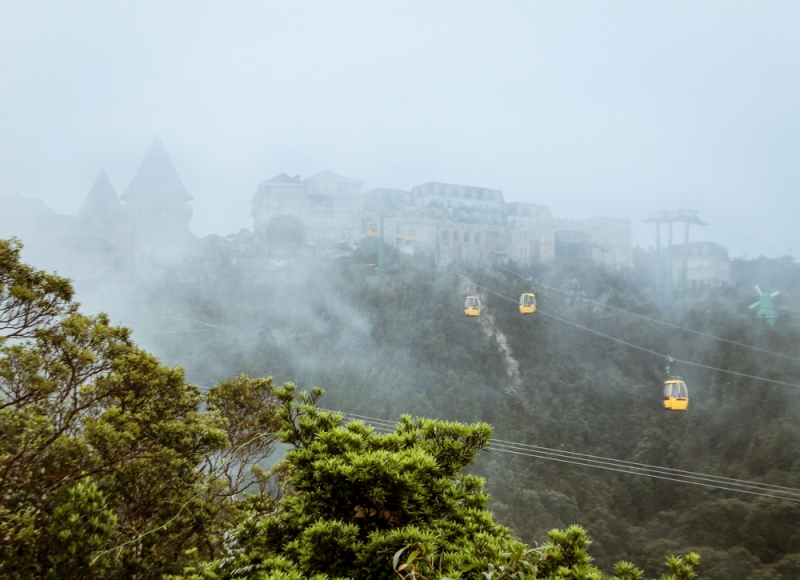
[0,238,280,578]
[180,385,698,580]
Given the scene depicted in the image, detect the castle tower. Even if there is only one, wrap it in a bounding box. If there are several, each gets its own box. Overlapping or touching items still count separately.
[120,136,193,266]
[80,169,123,220]
[77,169,134,267]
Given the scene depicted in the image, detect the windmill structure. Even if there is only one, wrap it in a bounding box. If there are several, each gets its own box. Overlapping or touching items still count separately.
[750,285,780,327]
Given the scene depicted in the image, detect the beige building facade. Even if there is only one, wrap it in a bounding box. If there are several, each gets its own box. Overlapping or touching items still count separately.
[373,182,633,270]
[251,171,363,245]
[1,141,639,281]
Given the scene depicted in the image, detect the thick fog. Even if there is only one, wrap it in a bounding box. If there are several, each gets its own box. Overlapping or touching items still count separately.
[1,1,798,257]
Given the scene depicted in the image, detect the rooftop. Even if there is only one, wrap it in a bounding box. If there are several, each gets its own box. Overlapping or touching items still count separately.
[121,136,192,205]
[79,169,123,219]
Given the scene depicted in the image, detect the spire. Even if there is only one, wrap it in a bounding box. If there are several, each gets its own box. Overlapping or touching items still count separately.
[79,169,123,219]
[121,135,192,205]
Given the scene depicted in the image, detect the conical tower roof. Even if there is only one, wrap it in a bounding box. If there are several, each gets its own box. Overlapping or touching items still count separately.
[79,169,123,219]
[121,136,192,205]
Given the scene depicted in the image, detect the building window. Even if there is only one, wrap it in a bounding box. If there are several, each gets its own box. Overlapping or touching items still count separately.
[475,233,481,243]
[442,230,449,241]
[464,232,470,242]
[453,231,459,242]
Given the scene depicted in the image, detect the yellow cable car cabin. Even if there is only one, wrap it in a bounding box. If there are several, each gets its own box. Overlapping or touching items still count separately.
[519,292,536,314]
[464,296,481,317]
[337,232,348,244]
[366,222,379,238]
[664,379,689,411]
[404,227,416,242]
[307,239,317,247]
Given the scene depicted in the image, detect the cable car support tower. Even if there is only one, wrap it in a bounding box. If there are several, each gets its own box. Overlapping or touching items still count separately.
[644,210,706,298]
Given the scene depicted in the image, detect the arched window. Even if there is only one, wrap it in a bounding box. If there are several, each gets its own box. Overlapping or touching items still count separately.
[463,232,470,242]
[441,230,449,241]
[475,233,481,243]
[453,231,459,242]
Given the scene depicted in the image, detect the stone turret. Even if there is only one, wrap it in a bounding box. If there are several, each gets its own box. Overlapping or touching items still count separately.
[50,170,133,279]
[80,169,123,221]
[121,136,193,265]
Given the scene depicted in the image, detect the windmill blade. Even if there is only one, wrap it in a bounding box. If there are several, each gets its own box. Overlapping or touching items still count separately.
[749,301,761,309]
[754,285,763,296]
[770,291,780,298]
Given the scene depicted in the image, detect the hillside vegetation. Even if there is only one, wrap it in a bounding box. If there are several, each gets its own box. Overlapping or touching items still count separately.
[3,236,799,578]
[140,248,800,580]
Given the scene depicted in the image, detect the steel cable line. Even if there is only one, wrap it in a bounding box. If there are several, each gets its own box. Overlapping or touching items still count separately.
[448,267,800,389]
[487,445,800,504]
[186,403,799,502]
[489,439,800,494]
[488,442,800,497]
[329,411,800,503]
[491,261,800,364]
[332,410,800,495]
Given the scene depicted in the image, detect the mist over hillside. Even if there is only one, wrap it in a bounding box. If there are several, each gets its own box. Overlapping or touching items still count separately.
[32,241,796,579]
[2,3,799,577]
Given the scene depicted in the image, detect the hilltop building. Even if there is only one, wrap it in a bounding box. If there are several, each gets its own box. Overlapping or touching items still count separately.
[367,181,632,269]
[0,136,195,280]
[635,241,732,287]
[251,171,363,246]
[1,138,644,281]
[121,136,194,265]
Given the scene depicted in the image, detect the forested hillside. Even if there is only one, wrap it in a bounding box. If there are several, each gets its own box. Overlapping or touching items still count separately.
[130,249,800,580]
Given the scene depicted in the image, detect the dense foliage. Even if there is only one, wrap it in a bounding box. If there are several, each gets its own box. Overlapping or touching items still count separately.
[132,247,800,579]
[179,384,697,580]
[0,238,280,578]
[4,236,797,577]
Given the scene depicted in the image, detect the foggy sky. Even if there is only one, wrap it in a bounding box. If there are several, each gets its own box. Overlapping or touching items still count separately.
[1,1,798,258]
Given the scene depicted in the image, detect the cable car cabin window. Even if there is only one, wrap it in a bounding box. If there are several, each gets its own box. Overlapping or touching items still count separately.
[665,381,688,401]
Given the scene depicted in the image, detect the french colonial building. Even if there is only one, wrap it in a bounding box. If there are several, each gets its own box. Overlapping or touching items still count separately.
[635,242,732,287]
[0,136,195,281]
[251,171,363,245]
[1,139,647,281]
[371,181,632,269]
